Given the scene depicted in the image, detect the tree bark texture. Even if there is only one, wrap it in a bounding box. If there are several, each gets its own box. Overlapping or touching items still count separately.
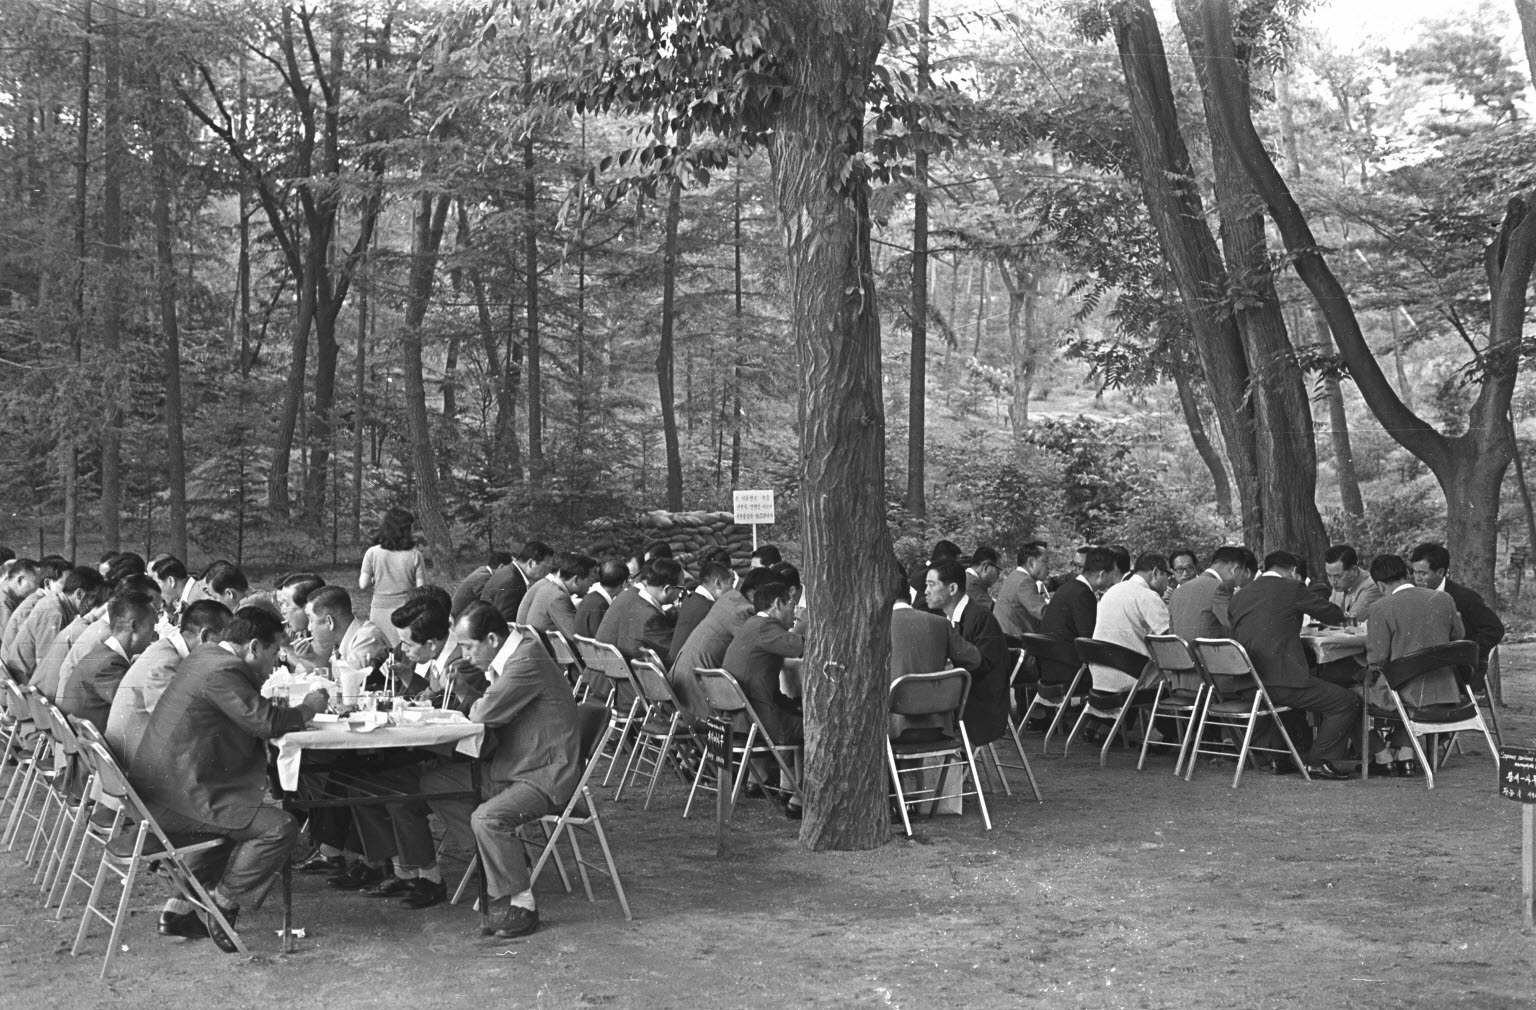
[994,257,1035,438]
[65,0,91,563]
[766,0,898,851]
[905,0,930,519]
[99,0,123,551]
[523,55,543,475]
[1172,366,1233,517]
[1198,0,1536,599]
[151,60,189,562]
[658,175,685,511]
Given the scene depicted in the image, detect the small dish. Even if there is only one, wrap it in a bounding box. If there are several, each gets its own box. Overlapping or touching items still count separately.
[311,713,341,724]
[347,718,381,733]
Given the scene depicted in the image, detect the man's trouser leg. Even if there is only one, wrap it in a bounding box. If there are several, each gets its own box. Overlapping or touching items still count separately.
[150,804,299,906]
[1268,678,1361,764]
[470,781,554,900]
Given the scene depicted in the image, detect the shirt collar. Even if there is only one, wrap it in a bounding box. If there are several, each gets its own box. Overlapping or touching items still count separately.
[435,632,460,670]
[165,629,190,658]
[594,584,615,604]
[892,600,912,610]
[695,585,716,602]
[105,636,128,661]
[638,585,667,611]
[1392,582,1414,595]
[488,626,525,679]
[1259,571,1285,579]
[1435,577,1447,592]
[949,592,970,626]
[1202,568,1223,581]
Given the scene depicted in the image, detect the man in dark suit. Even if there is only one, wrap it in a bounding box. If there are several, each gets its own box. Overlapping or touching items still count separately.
[131,607,328,949]
[964,545,1002,611]
[669,568,765,719]
[595,557,681,664]
[1041,547,1118,645]
[451,550,510,617]
[670,561,735,660]
[480,540,555,624]
[1227,551,1355,779]
[1168,545,1255,642]
[421,602,581,940]
[1408,542,1504,686]
[926,559,1010,747]
[56,589,158,733]
[574,561,628,639]
[517,552,597,638]
[891,565,981,680]
[1364,553,1465,777]
[722,581,804,744]
[993,541,1051,640]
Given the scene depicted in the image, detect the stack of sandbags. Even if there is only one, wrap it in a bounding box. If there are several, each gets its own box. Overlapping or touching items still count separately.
[581,510,755,570]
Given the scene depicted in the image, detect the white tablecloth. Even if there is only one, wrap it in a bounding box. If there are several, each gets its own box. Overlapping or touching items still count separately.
[1301,630,1367,665]
[272,720,485,791]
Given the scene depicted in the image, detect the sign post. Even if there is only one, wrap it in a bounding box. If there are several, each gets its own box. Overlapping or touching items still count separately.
[1511,546,1529,602]
[704,717,735,856]
[1499,746,1536,929]
[732,490,776,552]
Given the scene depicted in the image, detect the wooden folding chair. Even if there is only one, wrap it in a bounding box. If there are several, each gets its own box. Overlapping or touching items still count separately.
[1141,635,1209,777]
[1017,634,1088,754]
[886,669,991,836]
[683,668,800,818]
[1189,639,1312,788]
[1367,640,1496,790]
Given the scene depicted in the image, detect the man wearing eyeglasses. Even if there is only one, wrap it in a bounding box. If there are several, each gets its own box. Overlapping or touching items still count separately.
[594,557,681,665]
[1166,549,1199,602]
[1323,545,1382,625]
[964,545,1003,611]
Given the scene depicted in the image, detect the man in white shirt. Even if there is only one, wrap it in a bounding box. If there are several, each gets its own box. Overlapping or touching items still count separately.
[1089,552,1172,693]
[106,600,233,769]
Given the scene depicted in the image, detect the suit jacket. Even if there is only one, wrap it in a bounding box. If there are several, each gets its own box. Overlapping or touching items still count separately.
[573,588,613,639]
[1443,579,1504,669]
[1,589,43,651]
[1366,585,1465,706]
[451,566,494,617]
[963,572,995,611]
[453,635,582,803]
[952,600,1010,746]
[595,586,676,664]
[518,575,577,637]
[3,591,76,681]
[106,634,187,770]
[1041,577,1097,645]
[0,587,29,648]
[669,590,716,660]
[31,614,93,701]
[56,617,111,705]
[56,641,130,733]
[1227,575,1346,688]
[669,589,754,719]
[1168,573,1233,643]
[722,614,804,743]
[890,605,981,680]
[1330,577,1384,624]
[131,643,309,830]
[993,570,1047,639]
[480,563,531,623]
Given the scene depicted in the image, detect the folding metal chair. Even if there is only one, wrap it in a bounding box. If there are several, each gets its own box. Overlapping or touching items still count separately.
[543,629,586,698]
[71,740,245,976]
[0,679,40,832]
[1189,638,1312,788]
[1017,634,1088,754]
[3,686,55,852]
[1367,640,1496,791]
[683,668,800,818]
[616,658,697,808]
[1064,638,1160,765]
[1141,635,1210,776]
[32,699,89,897]
[49,717,116,915]
[572,637,645,785]
[886,669,991,836]
[971,649,1043,802]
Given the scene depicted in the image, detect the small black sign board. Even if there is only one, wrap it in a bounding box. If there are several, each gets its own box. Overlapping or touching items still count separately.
[1501,747,1536,803]
[704,717,734,855]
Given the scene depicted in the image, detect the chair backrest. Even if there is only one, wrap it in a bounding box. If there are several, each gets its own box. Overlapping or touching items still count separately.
[1074,637,1148,679]
[888,669,970,720]
[575,702,613,764]
[41,698,81,755]
[630,658,682,713]
[1145,634,1205,693]
[1189,639,1269,701]
[1382,640,1479,692]
[83,739,134,802]
[1019,634,1083,686]
[694,667,748,715]
[545,629,580,668]
[574,636,633,684]
[22,685,48,728]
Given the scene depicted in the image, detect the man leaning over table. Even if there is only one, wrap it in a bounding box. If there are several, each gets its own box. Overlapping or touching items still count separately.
[1362,553,1464,778]
[107,600,232,769]
[421,601,581,939]
[1323,545,1383,625]
[1168,545,1255,643]
[130,606,328,951]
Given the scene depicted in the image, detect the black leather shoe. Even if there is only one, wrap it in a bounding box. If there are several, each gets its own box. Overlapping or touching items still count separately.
[359,875,415,898]
[784,801,803,821]
[1305,761,1355,781]
[157,909,208,939]
[399,878,446,909]
[206,906,241,954]
[492,906,540,938]
[1367,760,1395,777]
[1396,759,1423,778]
[295,851,345,875]
[1266,758,1301,776]
[329,862,387,891]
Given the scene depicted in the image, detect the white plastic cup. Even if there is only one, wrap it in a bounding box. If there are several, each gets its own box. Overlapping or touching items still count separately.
[334,661,367,708]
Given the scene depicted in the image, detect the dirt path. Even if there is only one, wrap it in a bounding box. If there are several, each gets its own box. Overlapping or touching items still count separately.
[6,650,1536,1009]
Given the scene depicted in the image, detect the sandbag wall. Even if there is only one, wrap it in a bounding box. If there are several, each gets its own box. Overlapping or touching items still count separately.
[581,510,755,572]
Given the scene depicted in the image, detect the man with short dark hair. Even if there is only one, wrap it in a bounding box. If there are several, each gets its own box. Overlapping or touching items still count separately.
[153,556,193,622]
[595,557,681,663]
[722,582,805,744]
[749,544,782,569]
[1168,549,1200,588]
[1323,545,1382,624]
[54,574,165,702]
[131,607,328,949]
[0,558,40,642]
[107,600,233,768]
[452,550,511,617]
[518,552,598,638]
[671,561,735,659]
[1228,550,1356,780]
[1089,552,1171,692]
[3,565,104,682]
[890,567,980,680]
[481,541,555,623]
[925,559,1009,747]
[1041,547,1118,645]
[57,590,159,732]
[964,546,1002,610]
[575,561,627,638]
[1168,545,1253,642]
[669,567,764,719]
[1408,541,1504,686]
[304,585,390,671]
[994,542,1051,639]
[2,556,68,648]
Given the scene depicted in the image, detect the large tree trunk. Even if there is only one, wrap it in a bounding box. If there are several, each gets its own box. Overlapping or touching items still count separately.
[99,0,123,551]
[400,192,458,579]
[994,258,1035,439]
[1198,0,1536,599]
[151,60,188,562]
[1112,1,1262,548]
[523,58,543,476]
[1172,366,1233,517]
[658,175,685,511]
[904,0,930,519]
[65,0,92,563]
[766,0,898,851]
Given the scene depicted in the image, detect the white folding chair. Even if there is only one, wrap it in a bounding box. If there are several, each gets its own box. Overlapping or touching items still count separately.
[1016,634,1088,754]
[1368,640,1497,791]
[1141,635,1210,777]
[683,668,800,818]
[1189,639,1312,788]
[886,669,991,837]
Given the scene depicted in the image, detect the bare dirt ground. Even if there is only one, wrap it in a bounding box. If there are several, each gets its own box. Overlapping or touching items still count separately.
[6,647,1536,1010]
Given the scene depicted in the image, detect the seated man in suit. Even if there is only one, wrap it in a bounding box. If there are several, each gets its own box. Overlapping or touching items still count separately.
[421,603,581,939]
[1228,550,1355,780]
[481,541,555,623]
[1041,546,1118,645]
[56,574,164,703]
[303,585,390,672]
[517,552,597,638]
[670,560,735,660]
[722,581,805,744]
[1408,541,1504,689]
[925,560,1010,748]
[107,600,233,769]
[993,541,1051,640]
[669,567,768,720]
[1323,545,1383,624]
[964,546,1002,611]
[31,589,110,702]
[0,558,40,644]
[1168,545,1255,643]
[451,550,510,618]
[595,557,681,664]
[1166,549,1200,601]
[1363,553,1465,778]
[130,607,327,949]
[574,561,628,639]
[2,565,104,682]
[891,567,980,679]
[57,589,158,733]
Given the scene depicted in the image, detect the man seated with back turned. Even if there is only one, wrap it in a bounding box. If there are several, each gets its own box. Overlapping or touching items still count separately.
[1041,546,1118,645]
[3,565,104,682]
[518,552,597,639]
[1228,550,1356,780]
[1090,551,1171,693]
[891,566,980,679]
[57,589,158,733]
[574,560,627,639]
[1168,545,1256,643]
[669,567,767,720]
[451,550,510,618]
[481,541,556,624]
[107,600,233,769]
[721,581,805,745]
[1362,553,1464,778]
[595,557,681,664]
[671,560,735,660]
[993,541,1051,640]
[1408,541,1505,692]
[131,607,328,950]
[0,558,40,644]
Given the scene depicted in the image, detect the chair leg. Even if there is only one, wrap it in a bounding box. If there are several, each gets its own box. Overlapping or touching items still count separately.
[1230,697,1266,790]
[1062,704,1092,758]
[4,738,45,849]
[984,744,1012,796]
[886,743,913,837]
[643,721,678,811]
[583,791,633,920]
[450,854,480,906]
[564,825,596,903]
[46,784,94,909]
[1482,691,1503,746]
[1040,700,1073,755]
[1004,720,1043,802]
[958,726,991,830]
[682,746,712,819]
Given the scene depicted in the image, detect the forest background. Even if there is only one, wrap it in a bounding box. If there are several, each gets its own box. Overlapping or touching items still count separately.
[2,0,1535,610]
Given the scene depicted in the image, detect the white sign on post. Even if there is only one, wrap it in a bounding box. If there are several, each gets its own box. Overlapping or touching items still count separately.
[733,490,775,550]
